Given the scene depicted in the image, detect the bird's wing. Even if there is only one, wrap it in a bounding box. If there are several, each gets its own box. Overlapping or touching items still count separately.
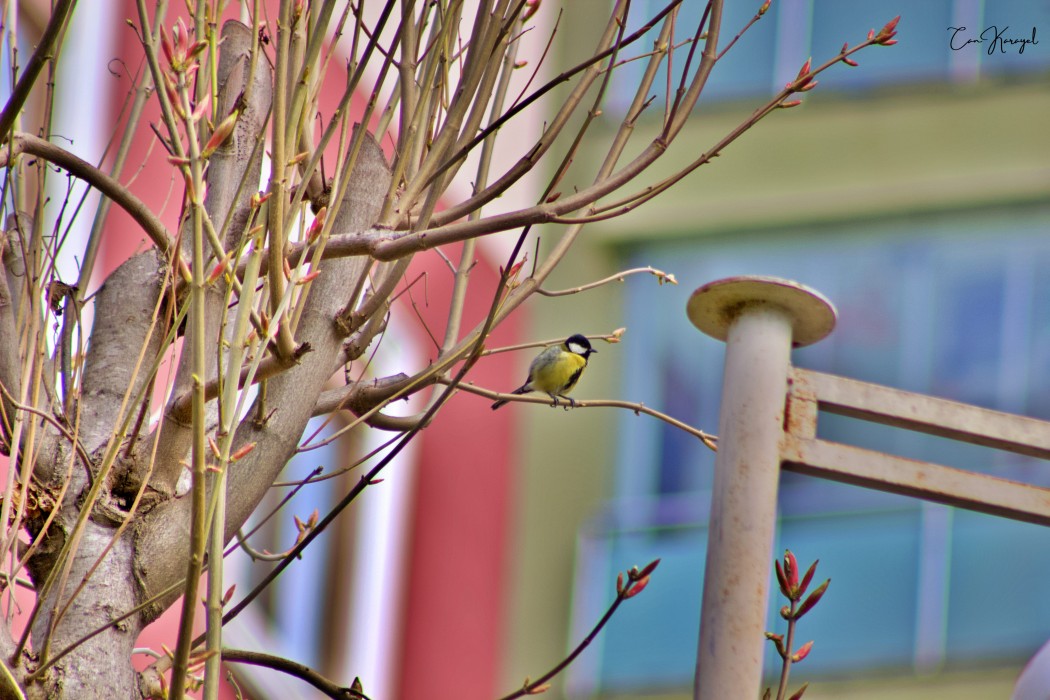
[526,345,561,382]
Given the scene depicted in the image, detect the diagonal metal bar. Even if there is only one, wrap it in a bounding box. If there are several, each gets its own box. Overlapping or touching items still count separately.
[794,368,1050,460]
[781,435,1050,527]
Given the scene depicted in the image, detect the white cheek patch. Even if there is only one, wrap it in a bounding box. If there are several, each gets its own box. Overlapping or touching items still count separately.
[568,342,587,355]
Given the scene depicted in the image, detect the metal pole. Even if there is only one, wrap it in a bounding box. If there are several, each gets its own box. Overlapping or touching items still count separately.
[686,277,836,699]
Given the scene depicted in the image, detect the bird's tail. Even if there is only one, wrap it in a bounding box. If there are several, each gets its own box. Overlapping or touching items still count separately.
[491,385,528,410]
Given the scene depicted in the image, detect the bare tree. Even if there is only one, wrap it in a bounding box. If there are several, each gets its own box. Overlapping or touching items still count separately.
[0,0,897,697]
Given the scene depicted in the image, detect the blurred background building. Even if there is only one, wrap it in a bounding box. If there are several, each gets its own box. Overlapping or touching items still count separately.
[505,2,1050,700]
[5,1,1050,699]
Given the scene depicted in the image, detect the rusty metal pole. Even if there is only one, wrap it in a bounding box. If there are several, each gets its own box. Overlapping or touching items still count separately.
[686,276,836,700]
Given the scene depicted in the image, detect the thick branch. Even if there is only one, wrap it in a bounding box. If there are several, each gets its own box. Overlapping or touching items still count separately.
[241,136,666,266]
[73,250,168,467]
[27,523,142,699]
[134,130,394,619]
[149,22,274,494]
[311,372,421,419]
[0,231,23,448]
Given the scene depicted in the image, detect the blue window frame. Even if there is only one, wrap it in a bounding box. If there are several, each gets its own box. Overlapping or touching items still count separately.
[569,204,1050,695]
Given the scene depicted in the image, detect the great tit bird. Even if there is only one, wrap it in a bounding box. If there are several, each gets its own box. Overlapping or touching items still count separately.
[491,334,596,410]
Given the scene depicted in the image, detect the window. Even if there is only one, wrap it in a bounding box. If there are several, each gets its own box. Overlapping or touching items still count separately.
[569,204,1050,694]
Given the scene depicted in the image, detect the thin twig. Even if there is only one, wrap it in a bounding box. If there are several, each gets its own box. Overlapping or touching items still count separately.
[445,380,718,451]
[0,0,76,140]
[536,266,677,296]
[221,648,370,700]
[0,133,179,259]
[497,561,658,700]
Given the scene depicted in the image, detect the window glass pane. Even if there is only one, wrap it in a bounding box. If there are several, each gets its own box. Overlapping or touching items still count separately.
[700,2,779,100]
[597,527,706,690]
[979,1,1050,75]
[571,507,924,692]
[947,512,1050,659]
[811,0,953,89]
[606,0,1050,109]
[573,205,1050,692]
[610,1,778,113]
[621,208,1050,494]
[774,509,922,671]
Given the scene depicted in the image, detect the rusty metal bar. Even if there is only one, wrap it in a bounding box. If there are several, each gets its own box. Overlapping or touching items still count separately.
[794,368,1050,460]
[780,435,1050,527]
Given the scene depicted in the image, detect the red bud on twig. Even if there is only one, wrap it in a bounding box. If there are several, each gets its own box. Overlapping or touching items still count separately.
[775,558,790,597]
[783,550,799,593]
[202,109,239,158]
[206,253,233,285]
[296,270,321,285]
[795,58,812,81]
[523,0,541,21]
[877,15,901,44]
[795,579,830,619]
[765,631,786,658]
[798,559,818,597]
[791,640,814,663]
[624,575,650,598]
[251,191,272,208]
[230,442,256,462]
[160,26,175,67]
[306,207,328,244]
[791,58,813,90]
[638,558,661,579]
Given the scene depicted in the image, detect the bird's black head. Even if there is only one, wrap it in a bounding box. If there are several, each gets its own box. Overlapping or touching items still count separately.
[565,334,596,357]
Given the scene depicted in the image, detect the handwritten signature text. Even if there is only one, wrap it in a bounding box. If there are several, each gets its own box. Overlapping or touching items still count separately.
[948,26,1038,54]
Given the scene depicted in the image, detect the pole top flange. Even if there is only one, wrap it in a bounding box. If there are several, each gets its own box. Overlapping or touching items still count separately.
[686,275,837,347]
